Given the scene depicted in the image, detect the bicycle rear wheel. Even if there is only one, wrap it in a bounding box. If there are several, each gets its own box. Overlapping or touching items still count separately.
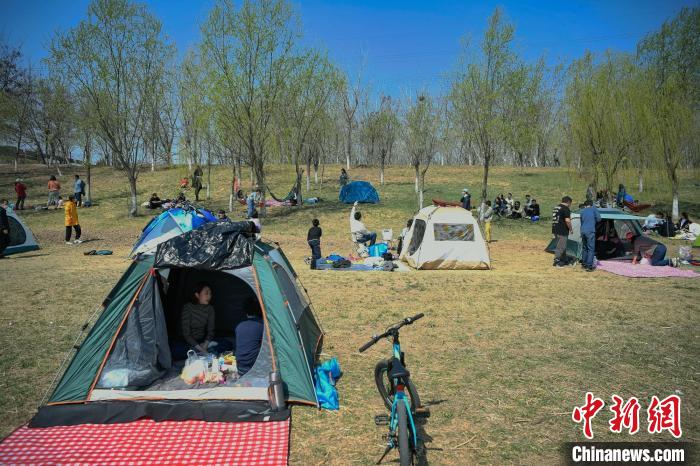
[396,401,413,466]
[374,360,421,412]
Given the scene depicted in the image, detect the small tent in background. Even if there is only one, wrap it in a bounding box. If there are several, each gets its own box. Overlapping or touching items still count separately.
[545,208,649,260]
[4,210,39,255]
[400,206,491,270]
[32,221,323,428]
[339,181,379,204]
[130,206,216,257]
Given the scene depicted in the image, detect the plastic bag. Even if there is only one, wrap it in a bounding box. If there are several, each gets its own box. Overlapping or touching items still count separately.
[314,358,341,410]
[181,350,207,385]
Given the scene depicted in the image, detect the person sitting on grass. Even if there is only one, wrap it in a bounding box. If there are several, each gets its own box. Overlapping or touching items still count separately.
[527,199,541,220]
[64,195,83,245]
[627,232,678,267]
[148,193,163,209]
[235,299,264,377]
[217,209,231,222]
[173,282,233,360]
[509,201,524,219]
[350,201,376,246]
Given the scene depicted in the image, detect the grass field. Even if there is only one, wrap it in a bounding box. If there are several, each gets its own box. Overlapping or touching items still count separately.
[1,162,698,465]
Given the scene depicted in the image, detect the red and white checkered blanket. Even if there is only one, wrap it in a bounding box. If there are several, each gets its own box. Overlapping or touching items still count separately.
[0,419,290,466]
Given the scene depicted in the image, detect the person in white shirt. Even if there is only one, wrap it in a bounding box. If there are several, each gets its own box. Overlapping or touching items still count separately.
[350,201,376,246]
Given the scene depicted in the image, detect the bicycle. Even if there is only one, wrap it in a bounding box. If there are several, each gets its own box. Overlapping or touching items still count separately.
[359,313,430,466]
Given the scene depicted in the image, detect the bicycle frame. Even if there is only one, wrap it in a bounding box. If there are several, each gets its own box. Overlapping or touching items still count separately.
[389,336,418,449]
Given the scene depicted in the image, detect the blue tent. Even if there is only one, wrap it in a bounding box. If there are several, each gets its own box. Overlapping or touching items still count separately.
[130,206,217,256]
[339,181,379,204]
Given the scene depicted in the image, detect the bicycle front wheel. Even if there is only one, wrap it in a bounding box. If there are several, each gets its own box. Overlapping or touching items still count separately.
[397,401,413,466]
[375,360,421,412]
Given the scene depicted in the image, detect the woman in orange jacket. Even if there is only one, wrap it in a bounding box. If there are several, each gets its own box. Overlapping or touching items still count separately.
[64,195,82,244]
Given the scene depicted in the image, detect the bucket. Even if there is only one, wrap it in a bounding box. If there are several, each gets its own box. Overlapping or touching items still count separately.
[382,229,393,241]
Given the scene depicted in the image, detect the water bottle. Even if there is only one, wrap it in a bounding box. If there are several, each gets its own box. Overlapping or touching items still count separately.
[269,371,286,411]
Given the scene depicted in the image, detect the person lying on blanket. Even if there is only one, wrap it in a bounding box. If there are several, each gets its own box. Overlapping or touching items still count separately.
[627,232,679,268]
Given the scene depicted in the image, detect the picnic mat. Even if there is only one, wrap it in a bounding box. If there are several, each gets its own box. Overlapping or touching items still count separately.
[597,260,698,278]
[0,418,290,466]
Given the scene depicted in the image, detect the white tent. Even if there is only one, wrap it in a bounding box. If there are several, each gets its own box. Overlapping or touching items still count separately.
[5,209,40,255]
[399,206,490,270]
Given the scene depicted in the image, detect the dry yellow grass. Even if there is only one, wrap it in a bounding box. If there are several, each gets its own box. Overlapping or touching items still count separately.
[0,163,698,465]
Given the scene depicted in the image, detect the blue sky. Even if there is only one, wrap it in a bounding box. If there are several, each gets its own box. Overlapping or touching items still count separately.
[2,0,697,97]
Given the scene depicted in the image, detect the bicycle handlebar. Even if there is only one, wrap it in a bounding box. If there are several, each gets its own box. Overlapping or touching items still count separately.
[358,313,425,352]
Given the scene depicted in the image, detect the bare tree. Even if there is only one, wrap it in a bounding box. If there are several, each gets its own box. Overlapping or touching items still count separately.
[48,0,174,216]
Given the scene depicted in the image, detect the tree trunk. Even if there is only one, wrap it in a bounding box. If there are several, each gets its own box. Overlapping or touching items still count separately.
[229,163,235,212]
[254,160,266,218]
[414,165,419,193]
[128,175,138,217]
[206,154,212,200]
[418,172,425,209]
[346,125,351,170]
[305,158,311,192]
[671,180,679,222]
[638,170,644,193]
[151,152,155,172]
[85,138,92,203]
[480,152,491,222]
[380,160,385,185]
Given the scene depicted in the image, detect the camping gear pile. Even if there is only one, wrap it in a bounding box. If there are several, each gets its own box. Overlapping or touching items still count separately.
[314,252,398,272]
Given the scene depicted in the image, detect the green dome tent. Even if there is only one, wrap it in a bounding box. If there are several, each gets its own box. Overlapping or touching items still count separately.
[32,222,323,427]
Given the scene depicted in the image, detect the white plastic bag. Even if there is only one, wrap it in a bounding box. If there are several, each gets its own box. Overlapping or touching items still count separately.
[180,350,206,384]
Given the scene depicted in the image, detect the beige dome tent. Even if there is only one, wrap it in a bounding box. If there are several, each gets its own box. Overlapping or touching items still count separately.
[399,206,491,270]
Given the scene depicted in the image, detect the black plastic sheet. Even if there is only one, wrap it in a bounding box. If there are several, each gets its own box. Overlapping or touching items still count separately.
[154,221,255,270]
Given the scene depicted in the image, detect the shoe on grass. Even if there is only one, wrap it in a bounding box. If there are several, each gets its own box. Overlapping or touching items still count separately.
[74,239,83,244]
[66,241,73,245]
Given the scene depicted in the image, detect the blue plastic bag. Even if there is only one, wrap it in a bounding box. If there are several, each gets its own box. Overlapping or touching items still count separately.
[368,243,388,257]
[314,358,341,410]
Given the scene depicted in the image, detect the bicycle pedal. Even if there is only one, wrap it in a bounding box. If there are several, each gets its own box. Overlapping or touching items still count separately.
[413,406,431,418]
[374,414,389,425]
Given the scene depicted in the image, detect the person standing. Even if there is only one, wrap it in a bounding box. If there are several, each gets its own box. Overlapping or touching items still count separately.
[14,179,27,210]
[246,187,262,218]
[551,196,573,267]
[460,189,472,211]
[192,165,204,201]
[579,200,601,271]
[73,174,86,207]
[307,218,322,268]
[339,168,349,187]
[47,175,61,209]
[0,199,10,259]
[482,200,494,243]
[64,194,82,244]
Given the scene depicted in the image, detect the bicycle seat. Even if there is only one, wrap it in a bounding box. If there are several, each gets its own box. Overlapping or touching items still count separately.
[389,358,410,380]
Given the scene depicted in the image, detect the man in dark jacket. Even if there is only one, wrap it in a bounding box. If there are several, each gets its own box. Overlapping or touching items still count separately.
[460,189,472,210]
[579,200,601,271]
[0,199,10,258]
[552,196,573,266]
